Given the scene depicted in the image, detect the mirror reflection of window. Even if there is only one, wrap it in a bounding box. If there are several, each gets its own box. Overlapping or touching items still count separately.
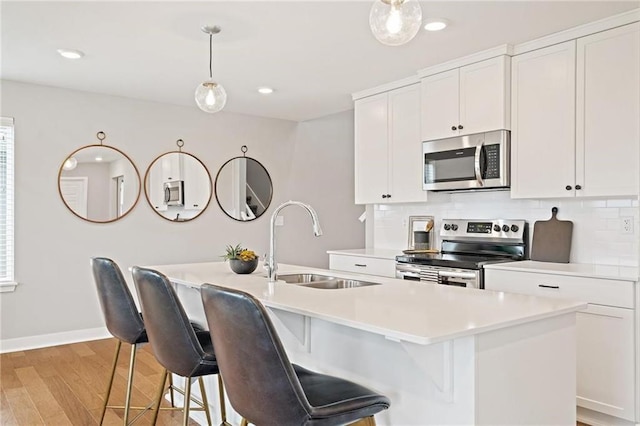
[58,145,141,223]
[215,156,272,221]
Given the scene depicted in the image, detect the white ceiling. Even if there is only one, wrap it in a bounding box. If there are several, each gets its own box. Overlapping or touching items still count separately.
[2,1,638,122]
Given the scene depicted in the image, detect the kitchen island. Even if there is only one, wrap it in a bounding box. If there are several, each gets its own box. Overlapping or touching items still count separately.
[148,261,586,425]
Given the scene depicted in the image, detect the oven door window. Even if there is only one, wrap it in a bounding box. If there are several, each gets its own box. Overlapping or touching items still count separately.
[424,147,477,184]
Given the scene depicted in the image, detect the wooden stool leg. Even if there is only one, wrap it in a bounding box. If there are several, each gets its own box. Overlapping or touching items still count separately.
[348,416,376,426]
[99,340,122,425]
[240,419,249,426]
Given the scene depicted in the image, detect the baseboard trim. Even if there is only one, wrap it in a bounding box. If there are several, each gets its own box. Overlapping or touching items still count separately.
[0,327,110,353]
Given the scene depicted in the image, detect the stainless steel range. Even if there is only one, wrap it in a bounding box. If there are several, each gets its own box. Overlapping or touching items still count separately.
[395,219,528,289]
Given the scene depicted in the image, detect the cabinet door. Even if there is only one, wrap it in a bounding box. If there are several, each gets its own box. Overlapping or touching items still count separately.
[459,55,510,136]
[421,68,460,141]
[182,155,211,211]
[577,304,635,421]
[576,22,640,197]
[510,41,576,198]
[388,84,427,203]
[161,152,183,181]
[354,92,389,204]
[147,163,167,211]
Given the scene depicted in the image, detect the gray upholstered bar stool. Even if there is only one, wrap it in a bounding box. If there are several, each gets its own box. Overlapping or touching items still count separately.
[131,266,230,426]
[91,257,209,424]
[200,283,391,426]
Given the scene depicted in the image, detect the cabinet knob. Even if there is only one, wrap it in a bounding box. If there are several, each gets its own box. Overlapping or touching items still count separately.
[457,125,464,130]
[451,126,457,131]
[565,185,572,190]
[382,194,388,199]
[193,204,199,207]
[575,185,582,190]
[387,194,391,199]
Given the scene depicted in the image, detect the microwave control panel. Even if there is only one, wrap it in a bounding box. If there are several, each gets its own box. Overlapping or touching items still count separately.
[484,144,500,178]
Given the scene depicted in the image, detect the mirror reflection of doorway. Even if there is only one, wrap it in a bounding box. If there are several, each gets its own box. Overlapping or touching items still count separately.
[59,177,88,218]
[115,175,125,217]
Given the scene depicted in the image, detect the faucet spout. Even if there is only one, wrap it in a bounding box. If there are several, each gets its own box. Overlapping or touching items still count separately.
[266,201,322,283]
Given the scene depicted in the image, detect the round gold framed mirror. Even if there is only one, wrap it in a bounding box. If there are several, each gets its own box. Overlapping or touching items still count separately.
[144,140,213,222]
[57,132,141,223]
[215,146,273,221]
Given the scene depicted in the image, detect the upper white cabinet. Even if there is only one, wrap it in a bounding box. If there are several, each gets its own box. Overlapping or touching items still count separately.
[354,83,427,204]
[511,22,639,198]
[576,23,640,197]
[182,155,211,211]
[421,55,511,141]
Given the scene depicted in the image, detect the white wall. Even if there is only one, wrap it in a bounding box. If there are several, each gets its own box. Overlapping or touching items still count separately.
[0,80,364,346]
[370,191,639,267]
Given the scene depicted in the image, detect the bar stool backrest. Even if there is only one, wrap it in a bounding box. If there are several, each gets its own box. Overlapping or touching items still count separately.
[131,266,208,378]
[91,257,145,345]
[200,284,311,425]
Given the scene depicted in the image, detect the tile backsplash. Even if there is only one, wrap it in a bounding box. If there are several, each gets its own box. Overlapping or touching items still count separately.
[369,191,639,267]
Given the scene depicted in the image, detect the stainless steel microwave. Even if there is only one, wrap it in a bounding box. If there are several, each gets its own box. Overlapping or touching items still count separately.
[423,130,510,191]
[163,180,184,206]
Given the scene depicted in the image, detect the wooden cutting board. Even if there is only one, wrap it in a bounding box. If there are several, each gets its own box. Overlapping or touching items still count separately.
[531,207,573,263]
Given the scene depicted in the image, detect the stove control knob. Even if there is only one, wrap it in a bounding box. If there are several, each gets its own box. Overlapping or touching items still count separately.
[502,225,510,232]
[444,224,451,231]
[510,224,519,232]
[451,224,458,231]
[493,224,501,232]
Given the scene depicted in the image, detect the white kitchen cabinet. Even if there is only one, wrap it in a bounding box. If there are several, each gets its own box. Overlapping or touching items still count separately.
[421,55,510,141]
[354,84,426,204]
[485,268,636,423]
[328,253,396,278]
[576,22,640,197]
[161,152,183,182]
[147,162,168,212]
[510,41,576,199]
[511,23,639,199]
[182,155,211,211]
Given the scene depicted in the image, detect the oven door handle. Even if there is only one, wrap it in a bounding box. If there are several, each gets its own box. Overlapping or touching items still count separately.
[395,264,422,274]
[439,270,477,280]
[474,141,484,187]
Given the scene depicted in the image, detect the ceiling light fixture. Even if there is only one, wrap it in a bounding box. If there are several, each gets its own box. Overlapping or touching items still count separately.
[257,87,274,95]
[63,157,77,170]
[424,19,448,32]
[57,49,84,59]
[195,25,227,113]
[95,156,103,162]
[369,0,422,46]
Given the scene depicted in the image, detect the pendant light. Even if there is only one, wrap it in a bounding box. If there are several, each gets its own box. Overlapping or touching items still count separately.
[195,25,227,113]
[369,0,423,46]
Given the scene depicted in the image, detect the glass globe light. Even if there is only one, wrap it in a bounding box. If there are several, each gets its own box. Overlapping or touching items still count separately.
[63,157,77,170]
[369,0,423,46]
[195,80,227,113]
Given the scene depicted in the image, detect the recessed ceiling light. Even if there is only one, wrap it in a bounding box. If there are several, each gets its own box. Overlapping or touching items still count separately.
[95,156,103,162]
[257,87,274,95]
[424,19,448,32]
[57,49,85,59]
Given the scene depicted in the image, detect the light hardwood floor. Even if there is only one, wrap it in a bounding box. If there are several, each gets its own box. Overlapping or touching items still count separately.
[2,338,592,425]
[0,338,197,425]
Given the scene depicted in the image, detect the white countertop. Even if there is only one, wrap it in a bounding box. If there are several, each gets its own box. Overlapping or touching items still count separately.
[326,248,400,260]
[149,261,585,346]
[485,260,639,282]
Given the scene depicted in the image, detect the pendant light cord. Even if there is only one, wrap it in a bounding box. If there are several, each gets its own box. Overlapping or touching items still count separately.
[209,33,213,79]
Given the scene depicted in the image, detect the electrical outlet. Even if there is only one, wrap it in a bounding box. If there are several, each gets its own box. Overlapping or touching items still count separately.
[621,217,634,234]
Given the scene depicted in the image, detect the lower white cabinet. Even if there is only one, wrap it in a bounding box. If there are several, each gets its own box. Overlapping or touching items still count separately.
[328,254,396,278]
[485,268,636,423]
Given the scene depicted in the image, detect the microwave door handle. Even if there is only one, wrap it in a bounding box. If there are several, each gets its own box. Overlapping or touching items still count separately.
[474,142,484,186]
[164,187,170,203]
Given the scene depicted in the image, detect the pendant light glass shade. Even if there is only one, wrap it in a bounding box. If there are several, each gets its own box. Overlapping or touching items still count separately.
[195,26,227,113]
[195,80,227,113]
[369,0,422,46]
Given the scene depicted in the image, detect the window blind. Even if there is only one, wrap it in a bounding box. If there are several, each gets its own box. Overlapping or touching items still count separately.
[0,117,15,285]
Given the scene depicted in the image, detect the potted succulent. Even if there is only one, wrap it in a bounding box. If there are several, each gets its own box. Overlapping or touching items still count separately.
[222,244,259,274]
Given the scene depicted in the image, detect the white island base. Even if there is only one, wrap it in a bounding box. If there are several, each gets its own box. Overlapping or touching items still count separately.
[151,262,581,426]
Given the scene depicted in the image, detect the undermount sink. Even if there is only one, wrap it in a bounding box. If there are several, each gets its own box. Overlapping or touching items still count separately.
[278,273,337,284]
[278,273,381,290]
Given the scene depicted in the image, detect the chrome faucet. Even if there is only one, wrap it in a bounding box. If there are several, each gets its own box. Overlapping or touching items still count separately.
[265,200,323,283]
